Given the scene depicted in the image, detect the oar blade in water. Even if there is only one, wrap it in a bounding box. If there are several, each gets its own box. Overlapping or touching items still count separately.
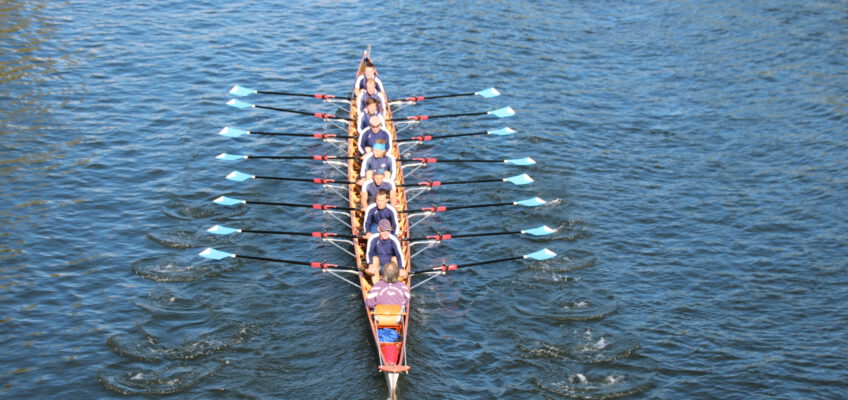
[489,106,516,118]
[207,225,240,235]
[226,99,253,109]
[516,197,546,207]
[199,247,235,260]
[525,248,557,261]
[214,196,245,206]
[229,85,256,97]
[476,87,501,98]
[219,127,249,137]
[505,173,534,185]
[505,157,536,166]
[523,225,557,236]
[489,127,516,136]
[226,171,253,182]
[216,153,246,161]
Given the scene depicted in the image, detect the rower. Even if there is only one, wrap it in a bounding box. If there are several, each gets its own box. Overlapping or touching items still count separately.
[357,97,384,134]
[363,191,399,240]
[361,168,398,211]
[354,60,384,94]
[366,219,405,281]
[358,115,391,155]
[357,78,387,115]
[358,140,396,185]
[365,261,410,308]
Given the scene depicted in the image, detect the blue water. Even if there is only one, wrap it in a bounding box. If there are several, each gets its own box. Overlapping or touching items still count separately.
[2,0,846,398]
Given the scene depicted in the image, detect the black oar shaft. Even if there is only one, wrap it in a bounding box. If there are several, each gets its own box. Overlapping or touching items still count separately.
[250,131,353,139]
[446,202,512,211]
[242,229,357,239]
[398,178,500,188]
[389,92,474,102]
[254,104,352,121]
[247,155,355,160]
[256,90,346,99]
[253,176,355,184]
[236,254,358,271]
[396,131,487,143]
[410,255,523,275]
[406,231,520,241]
[398,158,501,163]
[245,200,356,211]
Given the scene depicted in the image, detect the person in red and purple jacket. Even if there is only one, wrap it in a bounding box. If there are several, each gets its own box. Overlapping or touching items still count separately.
[366,219,405,279]
[365,261,409,308]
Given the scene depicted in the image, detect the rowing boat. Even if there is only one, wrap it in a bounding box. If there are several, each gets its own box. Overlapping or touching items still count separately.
[349,47,412,398]
[201,46,557,399]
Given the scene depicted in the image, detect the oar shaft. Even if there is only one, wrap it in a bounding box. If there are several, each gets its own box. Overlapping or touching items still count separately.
[247,155,355,160]
[460,256,523,268]
[396,131,487,143]
[236,254,358,270]
[398,178,500,187]
[256,90,349,100]
[406,230,520,241]
[245,200,356,211]
[254,176,355,184]
[397,158,503,163]
[250,131,353,139]
[254,104,352,121]
[242,229,357,239]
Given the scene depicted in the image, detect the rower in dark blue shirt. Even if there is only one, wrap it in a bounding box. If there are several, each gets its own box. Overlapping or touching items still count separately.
[361,168,398,210]
[358,141,396,185]
[366,219,404,280]
[363,190,399,239]
[357,97,384,133]
[358,115,391,154]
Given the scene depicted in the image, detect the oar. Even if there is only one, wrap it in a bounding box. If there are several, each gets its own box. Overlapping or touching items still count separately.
[219,127,352,140]
[399,173,534,187]
[400,197,547,214]
[387,106,515,122]
[406,225,556,241]
[206,225,357,239]
[396,127,516,143]
[216,153,356,162]
[199,248,358,270]
[213,196,357,211]
[229,85,349,100]
[225,171,355,185]
[398,156,536,166]
[389,87,500,103]
[410,248,556,275]
[226,99,353,121]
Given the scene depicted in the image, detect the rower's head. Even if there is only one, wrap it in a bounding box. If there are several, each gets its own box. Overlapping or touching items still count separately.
[369,114,384,132]
[375,189,389,209]
[378,218,392,239]
[372,140,387,157]
[365,78,377,95]
[373,169,385,185]
[383,261,399,283]
[363,61,376,79]
[364,97,379,114]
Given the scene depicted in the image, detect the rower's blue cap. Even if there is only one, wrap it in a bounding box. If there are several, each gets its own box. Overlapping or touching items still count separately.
[373,142,387,151]
[374,168,386,175]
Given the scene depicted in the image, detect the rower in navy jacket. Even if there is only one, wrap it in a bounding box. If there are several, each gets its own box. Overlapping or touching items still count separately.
[358,141,396,185]
[361,168,398,210]
[366,219,405,280]
[354,60,383,95]
[358,115,391,155]
[357,78,387,115]
[363,190,399,239]
[357,97,384,134]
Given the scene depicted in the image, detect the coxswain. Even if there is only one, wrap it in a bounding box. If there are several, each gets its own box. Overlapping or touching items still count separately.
[365,261,410,308]
[366,219,405,280]
[361,168,398,210]
[357,97,384,134]
[358,141,395,185]
[354,60,384,94]
[357,78,387,114]
[363,190,399,239]
[358,115,391,154]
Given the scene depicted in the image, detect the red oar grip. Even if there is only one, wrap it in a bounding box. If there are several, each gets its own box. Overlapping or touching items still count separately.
[313,113,337,119]
[426,234,452,241]
[310,262,338,269]
[313,133,336,138]
[314,94,336,99]
[411,135,433,142]
[407,115,429,121]
[412,157,437,165]
[404,96,425,102]
[433,264,458,272]
[421,206,447,212]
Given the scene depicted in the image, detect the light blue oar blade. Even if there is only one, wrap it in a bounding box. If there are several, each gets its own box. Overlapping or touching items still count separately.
[515,197,546,207]
[505,157,536,166]
[214,196,246,206]
[229,85,256,97]
[489,127,516,136]
[523,225,557,236]
[207,225,240,235]
[199,247,235,260]
[505,173,534,185]
[525,248,557,261]
[226,171,254,182]
[489,106,516,118]
[216,153,247,161]
[219,127,249,137]
[226,99,253,109]
[476,87,501,98]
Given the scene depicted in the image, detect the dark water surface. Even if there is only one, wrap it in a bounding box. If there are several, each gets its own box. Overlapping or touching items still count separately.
[2,0,846,398]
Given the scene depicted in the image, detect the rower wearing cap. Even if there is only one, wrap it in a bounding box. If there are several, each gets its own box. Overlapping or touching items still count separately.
[357,97,385,134]
[366,219,405,281]
[357,78,387,115]
[361,168,398,210]
[363,190,399,239]
[354,60,384,95]
[365,261,410,308]
[358,140,396,185]
[358,114,391,154]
